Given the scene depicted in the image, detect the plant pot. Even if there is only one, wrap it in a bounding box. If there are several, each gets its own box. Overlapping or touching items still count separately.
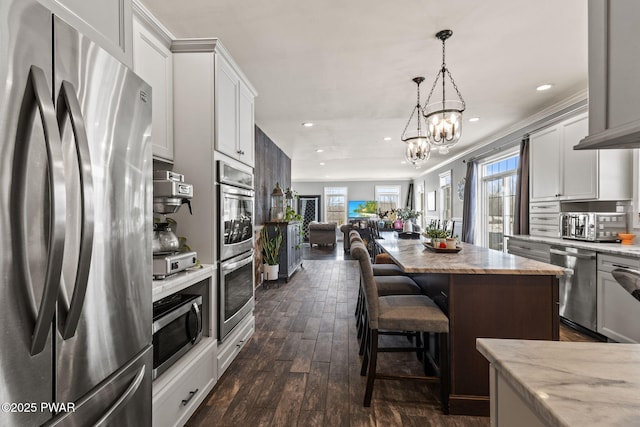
[403,220,413,233]
[264,263,279,281]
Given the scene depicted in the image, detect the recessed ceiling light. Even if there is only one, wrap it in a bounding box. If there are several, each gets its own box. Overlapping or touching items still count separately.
[302,122,314,127]
[316,148,324,153]
[383,137,392,141]
[469,117,480,122]
[536,84,553,91]
[319,162,325,166]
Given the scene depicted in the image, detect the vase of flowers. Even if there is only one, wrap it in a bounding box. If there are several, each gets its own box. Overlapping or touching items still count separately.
[395,208,422,233]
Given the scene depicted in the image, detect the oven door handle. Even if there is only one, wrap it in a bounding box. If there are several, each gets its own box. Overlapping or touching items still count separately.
[221,252,254,273]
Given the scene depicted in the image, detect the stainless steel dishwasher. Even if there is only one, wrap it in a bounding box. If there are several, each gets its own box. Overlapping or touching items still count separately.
[550,245,597,331]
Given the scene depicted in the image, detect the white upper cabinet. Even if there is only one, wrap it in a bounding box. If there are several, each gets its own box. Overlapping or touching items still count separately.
[172,39,257,167]
[238,82,256,166]
[132,3,174,161]
[530,112,632,202]
[38,0,133,67]
[575,0,640,149]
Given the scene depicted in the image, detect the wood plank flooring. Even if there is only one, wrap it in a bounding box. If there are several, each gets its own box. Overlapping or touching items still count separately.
[186,242,598,426]
[186,259,489,426]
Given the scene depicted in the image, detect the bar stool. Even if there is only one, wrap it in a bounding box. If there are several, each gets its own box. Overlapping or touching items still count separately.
[350,232,418,334]
[351,241,450,412]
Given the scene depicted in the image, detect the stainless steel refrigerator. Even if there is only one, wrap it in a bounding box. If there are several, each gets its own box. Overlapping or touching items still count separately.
[1,1,152,425]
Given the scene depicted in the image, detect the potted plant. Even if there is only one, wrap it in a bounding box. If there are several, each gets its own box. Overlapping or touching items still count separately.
[425,227,451,247]
[261,225,282,280]
[395,208,422,233]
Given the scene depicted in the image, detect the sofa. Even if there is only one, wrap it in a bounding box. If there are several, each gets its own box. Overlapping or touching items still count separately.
[308,221,337,247]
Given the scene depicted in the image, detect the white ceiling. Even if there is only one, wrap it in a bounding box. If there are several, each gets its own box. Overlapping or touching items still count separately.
[140,0,588,182]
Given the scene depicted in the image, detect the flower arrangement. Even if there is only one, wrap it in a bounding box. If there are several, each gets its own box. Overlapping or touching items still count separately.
[395,208,422,221]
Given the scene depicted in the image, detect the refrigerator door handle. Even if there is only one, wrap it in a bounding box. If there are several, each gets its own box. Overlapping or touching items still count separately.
[11,65,67,356]
[93,364,146,427]
[55,80,95,339]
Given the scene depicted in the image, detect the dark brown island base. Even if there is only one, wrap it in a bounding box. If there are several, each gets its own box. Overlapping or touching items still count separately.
[375,233,564,416]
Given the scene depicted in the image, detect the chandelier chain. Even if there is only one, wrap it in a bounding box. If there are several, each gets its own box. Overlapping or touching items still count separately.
[423,33,465,109]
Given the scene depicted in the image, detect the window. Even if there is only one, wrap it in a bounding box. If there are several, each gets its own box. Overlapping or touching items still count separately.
[439,170,452,220]
[375,185,401,214]
[479,152,519,251]
[324,186,348,225]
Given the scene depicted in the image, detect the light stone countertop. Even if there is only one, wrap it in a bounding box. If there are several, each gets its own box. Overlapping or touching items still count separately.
[376,233,565,275]
[476,338,640,427]
[152,264,215,301]
[508,234,640,257]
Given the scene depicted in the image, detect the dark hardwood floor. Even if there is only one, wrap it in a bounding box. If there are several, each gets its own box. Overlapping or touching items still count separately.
[186,241,596,427]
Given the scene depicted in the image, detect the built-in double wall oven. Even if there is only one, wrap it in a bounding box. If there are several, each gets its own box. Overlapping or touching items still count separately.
[217,161,255,342]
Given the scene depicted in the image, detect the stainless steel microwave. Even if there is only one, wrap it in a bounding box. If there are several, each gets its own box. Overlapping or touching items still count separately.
[560,212,627,242]
[152,294,203,379]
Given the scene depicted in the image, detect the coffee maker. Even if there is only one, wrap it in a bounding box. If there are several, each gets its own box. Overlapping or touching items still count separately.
[152,170,197,279]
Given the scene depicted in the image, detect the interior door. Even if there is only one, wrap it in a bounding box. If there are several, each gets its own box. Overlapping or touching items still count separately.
[1,1,55,426]
[298,195,321,241]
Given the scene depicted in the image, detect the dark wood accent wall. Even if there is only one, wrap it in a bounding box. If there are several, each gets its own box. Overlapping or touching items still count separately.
[255,125,291,225]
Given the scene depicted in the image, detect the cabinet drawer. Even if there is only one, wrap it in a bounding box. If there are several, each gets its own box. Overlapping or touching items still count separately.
[507,239,551,263]
[597,253,640,273]
[530,201,560,213]
[153,340,217,427]
[218,314,254,377]
[529,224,560,238]
[530,213,560,226]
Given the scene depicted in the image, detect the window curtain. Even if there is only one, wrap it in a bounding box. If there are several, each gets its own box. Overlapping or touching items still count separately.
[512,136,530,235]
[461,161,477,243]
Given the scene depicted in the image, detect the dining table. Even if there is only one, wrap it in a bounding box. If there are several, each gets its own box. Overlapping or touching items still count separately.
[375,232,565,416]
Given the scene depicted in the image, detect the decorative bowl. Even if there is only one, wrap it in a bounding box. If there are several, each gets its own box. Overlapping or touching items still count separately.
[618,233,636,245]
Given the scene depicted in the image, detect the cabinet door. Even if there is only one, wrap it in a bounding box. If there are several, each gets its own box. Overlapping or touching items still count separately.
[42,0,132,66]
[530,126,561,201]
[238,82,255,166]
[607,1,640,130]
[216,56,239,159]
[132,18,173,161]
[561,114,596,200]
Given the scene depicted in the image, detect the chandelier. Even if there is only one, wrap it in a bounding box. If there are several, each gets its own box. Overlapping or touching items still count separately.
[423,29,466,154]
[401,76,431,167]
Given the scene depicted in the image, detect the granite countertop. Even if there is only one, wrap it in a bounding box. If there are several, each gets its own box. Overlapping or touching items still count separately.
[376,233,565,275]
[508,234,640,257]
[476,338,640,426]
[152,264,215,301]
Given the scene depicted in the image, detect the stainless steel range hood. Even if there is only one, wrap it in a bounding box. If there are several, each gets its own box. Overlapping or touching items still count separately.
[574,119,640,150]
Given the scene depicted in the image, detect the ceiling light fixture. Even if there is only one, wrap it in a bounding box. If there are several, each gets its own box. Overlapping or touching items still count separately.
[536,84,553,91]
[423,29,466,151]
[302,122,314,127]
[401,76,431,167]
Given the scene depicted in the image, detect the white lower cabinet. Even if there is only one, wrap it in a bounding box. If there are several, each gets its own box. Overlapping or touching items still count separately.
[152,338,218,427]
[217,314,255,377]
[489,365,547,427]
[597,253,640,343]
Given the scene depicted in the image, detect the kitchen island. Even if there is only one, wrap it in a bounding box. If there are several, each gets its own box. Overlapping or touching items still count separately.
[477,338,640,426]
[375,234,565,416]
